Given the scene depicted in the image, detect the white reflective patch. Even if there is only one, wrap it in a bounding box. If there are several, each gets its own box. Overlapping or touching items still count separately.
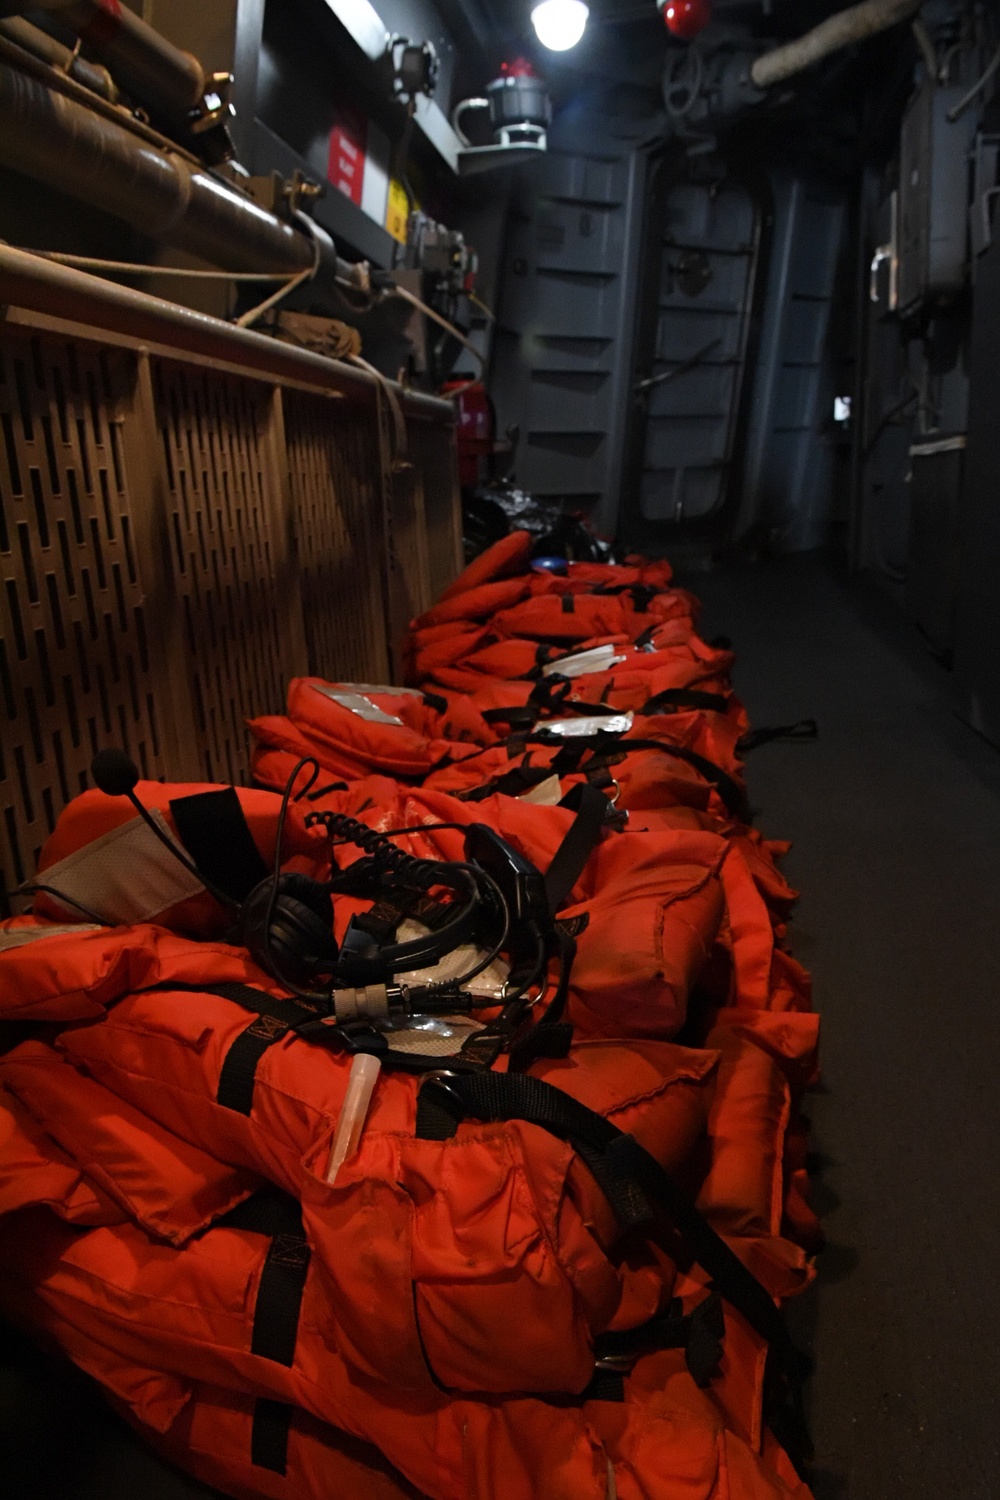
[393,918,510,1001]
[543,712,633,738]
[542,644,626,678]
[0,923,103,953]
[519,775,563,806]
[36,813,205,925]
[310,684,405,724]
[335,682,423,699]
[380,1014,485,1057]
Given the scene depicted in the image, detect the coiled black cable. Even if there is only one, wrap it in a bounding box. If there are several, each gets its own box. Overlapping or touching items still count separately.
[306,809,445,890]
[307,808,513,995]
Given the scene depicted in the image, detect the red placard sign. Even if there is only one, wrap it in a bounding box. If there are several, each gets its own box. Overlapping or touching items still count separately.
[328,108,367,206]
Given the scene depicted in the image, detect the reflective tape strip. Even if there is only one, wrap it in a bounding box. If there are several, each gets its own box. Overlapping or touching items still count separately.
[309,683,404,724]
[543,712,633,738]
[36,813,205,925]
[335,681,423,699]
[0,923,103,952]
[519,774,563,806]
[909,434,966,457]
[542,645,626,678]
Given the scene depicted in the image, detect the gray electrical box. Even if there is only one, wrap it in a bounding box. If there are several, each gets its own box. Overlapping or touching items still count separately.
[897,83,975,313]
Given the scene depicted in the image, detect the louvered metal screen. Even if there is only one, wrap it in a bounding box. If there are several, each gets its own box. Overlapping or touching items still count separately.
[0,330,171,893]
[151,360,306,786]
[0,303,459,913]
[283,389,392,685]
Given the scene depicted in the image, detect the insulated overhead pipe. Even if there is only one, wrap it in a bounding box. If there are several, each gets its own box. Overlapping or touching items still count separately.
[0,243,449,422]
[750,0,922,90]
[0,0,205,119]
[0,14,117,99]
[0,60,357,300]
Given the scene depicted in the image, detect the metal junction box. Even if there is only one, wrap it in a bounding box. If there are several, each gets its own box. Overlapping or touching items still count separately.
[897,83,975,313]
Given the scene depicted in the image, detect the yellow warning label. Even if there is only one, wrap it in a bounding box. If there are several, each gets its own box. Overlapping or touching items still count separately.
[386,178,411,244]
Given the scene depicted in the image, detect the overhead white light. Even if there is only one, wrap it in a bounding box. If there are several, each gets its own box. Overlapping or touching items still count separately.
[531,0,589,51]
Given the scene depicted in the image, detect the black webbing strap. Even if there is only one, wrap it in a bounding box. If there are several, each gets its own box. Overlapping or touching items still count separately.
[251,1399,292,1473]
[168,788,270,902]
[481,706,537,731]
[589,584,657,612]
[737,719,818,754]
[543,784,611,914]
[530,731,750,822]
[168,982,318,1116]
[481,678,576,731]
[561,593,575,613]
[454,761,554,801]
[639,687,730,715]
[413,1071,805,1388]
[454,740,595,805]
[305,779,349,800]
[213,986,315,1116]
[580,1368,626,1402]
[218,1188,311,1368]
[631,584,658,612]
[590,1293,724,1391]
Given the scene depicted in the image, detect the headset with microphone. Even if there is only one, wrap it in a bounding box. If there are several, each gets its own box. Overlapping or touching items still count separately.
[90,749,341,992]
[87,750,514,1015]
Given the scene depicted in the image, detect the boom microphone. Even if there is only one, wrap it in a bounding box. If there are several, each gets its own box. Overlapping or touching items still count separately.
[91,747,142,798]
[89,750,238,913]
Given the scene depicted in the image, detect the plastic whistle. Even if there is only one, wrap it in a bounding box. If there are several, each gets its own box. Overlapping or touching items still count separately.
[325,1053,381,1184]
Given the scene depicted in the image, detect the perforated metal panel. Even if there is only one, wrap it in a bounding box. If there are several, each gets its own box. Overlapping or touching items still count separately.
[0,328,170,902]
[408,416,463,606]
[283,389,391,684]
[152,360,306,786]
[0,298,459,915]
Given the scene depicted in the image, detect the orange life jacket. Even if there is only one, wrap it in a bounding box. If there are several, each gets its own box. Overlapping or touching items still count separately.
[435,531,672,610]
[1,924,730,1390]
[413,569,685,635]
[0,1228,810,1500]
[488,592,693,646]
[20,768,732,1044]
[456,633,732,693]
[0,943,814,1496]
[461,679,748,780]
[436,529,534,602]
[31,782,325,938]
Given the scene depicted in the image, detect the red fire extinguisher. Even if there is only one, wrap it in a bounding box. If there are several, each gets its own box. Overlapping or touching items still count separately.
[441,380,496,488]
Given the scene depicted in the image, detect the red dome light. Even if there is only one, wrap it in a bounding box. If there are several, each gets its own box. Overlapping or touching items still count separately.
[662,0,711,39]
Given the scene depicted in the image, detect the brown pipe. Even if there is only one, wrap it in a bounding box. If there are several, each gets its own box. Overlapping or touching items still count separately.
[0,0,204,118]
[750,0,921,90]
[0,60,356,293]
[0,243,452,423]
[0,29,204,163]
[0,14,117,99]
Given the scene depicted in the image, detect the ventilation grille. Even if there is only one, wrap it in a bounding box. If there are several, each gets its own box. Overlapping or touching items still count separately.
[284,390,391,684]
[0,312,458,915]
[153,361,304,786]
[0,330,169,899]
[408,417,464,605]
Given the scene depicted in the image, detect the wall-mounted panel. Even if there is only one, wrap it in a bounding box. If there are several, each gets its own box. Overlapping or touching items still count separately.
[152,361,307,786]
[0,293,458,913]
[284,389,391,684]
[0,330,172,895]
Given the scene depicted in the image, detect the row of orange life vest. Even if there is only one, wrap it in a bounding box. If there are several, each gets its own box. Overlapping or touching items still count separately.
[0,532,820,1500]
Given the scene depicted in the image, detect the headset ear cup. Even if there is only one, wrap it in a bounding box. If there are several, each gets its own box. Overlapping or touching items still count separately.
[278,873,334,926]
[236,878,338,988]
